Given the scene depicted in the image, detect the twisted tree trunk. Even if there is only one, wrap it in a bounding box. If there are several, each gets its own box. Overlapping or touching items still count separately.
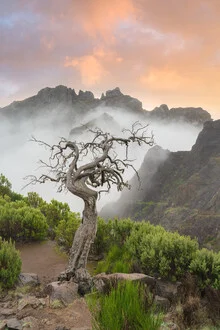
[65,196,97,279]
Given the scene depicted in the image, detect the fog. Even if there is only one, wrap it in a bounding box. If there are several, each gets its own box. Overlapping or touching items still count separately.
[0,104,202,214]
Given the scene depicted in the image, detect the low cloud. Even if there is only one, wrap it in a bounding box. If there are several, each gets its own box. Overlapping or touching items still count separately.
[0,103,203,214]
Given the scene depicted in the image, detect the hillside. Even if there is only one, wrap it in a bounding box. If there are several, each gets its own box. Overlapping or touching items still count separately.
[101,119,220,250]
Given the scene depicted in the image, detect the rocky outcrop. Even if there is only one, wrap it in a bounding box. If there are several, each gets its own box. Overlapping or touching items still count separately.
[46,281,79,306]
[101,120,220,249]
[150,104,211,125]
[101,87,143,113]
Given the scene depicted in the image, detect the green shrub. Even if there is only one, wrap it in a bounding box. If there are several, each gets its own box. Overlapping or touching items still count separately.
[0,205,48,241]
[0,237,22,289]
[87,281,162,330]
[95,245,132,274]
[126,222,198,280]
[55,212,81,251]
[107,218,134,247]
[189,248,220,289]
[92,217,109,256]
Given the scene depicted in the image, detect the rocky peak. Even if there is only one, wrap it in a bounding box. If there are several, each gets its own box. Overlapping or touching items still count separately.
[101,87,143,112]
[37,85,77,104]
[78,90,95,101]
[151,104,170,119]
[149,104,211,124]
[105,87,123,98]
[169,107,211,124]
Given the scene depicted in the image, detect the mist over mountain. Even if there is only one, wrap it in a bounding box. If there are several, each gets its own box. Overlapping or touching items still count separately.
[101,120,220,250]
[0,85,213,212]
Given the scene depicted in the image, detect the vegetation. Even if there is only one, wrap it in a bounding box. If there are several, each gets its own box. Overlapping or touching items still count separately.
[189,248,220,289]
[1,173,220,291]
[0,203,48,241]
[87,281,163,330]
[0,237,22,289]
[55,212,81,250]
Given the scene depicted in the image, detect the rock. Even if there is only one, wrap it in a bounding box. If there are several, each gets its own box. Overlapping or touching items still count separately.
[154,295,170,311]
[0,320,7,330]
[46,281,78,305]
[156,280,183,303]
[93,273,156,293]
[17,296,46,311]
[18,273,40,287]
[6,318,22,330]
[0,308,15,317]
[21,316,39,330]
[75,268,93,296]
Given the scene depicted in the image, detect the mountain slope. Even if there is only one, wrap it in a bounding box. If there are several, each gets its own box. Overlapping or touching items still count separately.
[101,120,220,250]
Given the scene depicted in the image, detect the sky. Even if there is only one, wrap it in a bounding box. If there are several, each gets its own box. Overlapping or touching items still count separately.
[1,0,220,119]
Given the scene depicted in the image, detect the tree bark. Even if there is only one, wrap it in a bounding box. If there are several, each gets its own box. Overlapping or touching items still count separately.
[65,194,98,280]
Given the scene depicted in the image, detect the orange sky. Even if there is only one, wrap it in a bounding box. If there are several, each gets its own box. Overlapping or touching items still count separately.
[0,0,220,118]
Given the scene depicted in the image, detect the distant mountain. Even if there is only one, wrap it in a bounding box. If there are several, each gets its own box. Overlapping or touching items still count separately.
[101,119,220,250]
[0,85,211,128]
[69,113,120,137]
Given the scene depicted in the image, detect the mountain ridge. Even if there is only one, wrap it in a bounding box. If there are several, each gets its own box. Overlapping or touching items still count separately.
[0,85,212,125]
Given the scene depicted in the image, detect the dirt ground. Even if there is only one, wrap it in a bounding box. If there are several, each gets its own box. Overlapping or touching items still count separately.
[18,297,92,330]
[16,241,68,283]
[4,241,93,329]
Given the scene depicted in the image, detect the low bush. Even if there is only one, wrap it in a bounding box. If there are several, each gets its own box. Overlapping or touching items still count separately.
[95,245,132,274]
[189,248,220,289]
[0,237,22,289]
[87,281,163,330]
[126,222,199,281]
[0,204,48,241]
[55,212,81,251]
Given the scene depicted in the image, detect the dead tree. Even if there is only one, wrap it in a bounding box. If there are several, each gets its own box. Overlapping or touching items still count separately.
[26,122,154,282]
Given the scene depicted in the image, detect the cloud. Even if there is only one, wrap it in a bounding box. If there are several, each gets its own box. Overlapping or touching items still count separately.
[0,0,219,118]
[64,55,108,86]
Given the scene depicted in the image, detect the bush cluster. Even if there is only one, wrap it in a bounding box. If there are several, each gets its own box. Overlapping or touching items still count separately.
[93,219,220,289]
[0,203,48,241]
[0,237,22,289]
[0,176,80,243]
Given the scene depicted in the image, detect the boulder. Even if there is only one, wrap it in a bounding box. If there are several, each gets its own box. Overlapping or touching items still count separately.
[21,316,39,330]
[0,308,15,317]
[156,280,183,303]
[18,273,40,287]
[17,296,46,311]
[93,273,156,293]
[75,268,93,296]
[6,318,22,330]
[0,320,7,330]
[46,281,78,305]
